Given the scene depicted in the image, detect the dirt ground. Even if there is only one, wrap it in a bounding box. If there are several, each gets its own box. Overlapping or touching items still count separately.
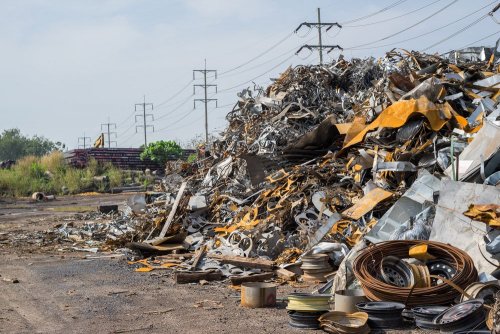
[0,194,426,334]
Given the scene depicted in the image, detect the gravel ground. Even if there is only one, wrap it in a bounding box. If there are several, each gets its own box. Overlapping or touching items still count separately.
[0,194,428,334]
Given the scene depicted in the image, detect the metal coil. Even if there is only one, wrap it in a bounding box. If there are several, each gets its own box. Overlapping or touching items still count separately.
[353,240,478,307]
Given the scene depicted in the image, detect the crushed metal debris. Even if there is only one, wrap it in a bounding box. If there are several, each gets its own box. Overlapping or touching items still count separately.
[15,44,500,332]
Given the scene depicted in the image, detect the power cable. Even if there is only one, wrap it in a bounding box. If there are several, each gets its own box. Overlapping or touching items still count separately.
[219,31,294,75]
[156,79,194,108]
[217,102,236,109]
[155,93,195,121]
[159,102,224,133]
[120,131,137,146]
[117,111,136,128]
[344,1,497,50]
[219,35,316,79]
[343,0,442,27]
[218,54,297,93]
[116,94,148,127]
[118,122,136,136]
[456,30,500,49]
[340,0,409,25]
[344,0,458,49]
[422,13,490,51]
[158,107,197,132]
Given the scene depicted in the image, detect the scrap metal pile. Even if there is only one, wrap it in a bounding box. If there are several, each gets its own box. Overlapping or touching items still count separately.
[56,47,500,332]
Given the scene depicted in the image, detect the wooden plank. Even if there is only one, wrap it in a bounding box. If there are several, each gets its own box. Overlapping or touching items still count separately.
[190,245,206,271]
[208,254,275,270]
[158,182,187,238]
[126,242,185,253]
[230,272,274,285]
[275,268,296,281]
[175,270,222,284]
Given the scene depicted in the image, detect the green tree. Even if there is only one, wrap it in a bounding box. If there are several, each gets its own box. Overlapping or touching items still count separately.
[0,128,64,161]
[140,140,182,166]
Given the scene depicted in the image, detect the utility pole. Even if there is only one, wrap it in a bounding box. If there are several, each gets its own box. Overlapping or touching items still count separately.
[135,96,154,147]
[101,118,117,148]
[78,133,91,149]
[295,8,343,64]
[193,59,217,146]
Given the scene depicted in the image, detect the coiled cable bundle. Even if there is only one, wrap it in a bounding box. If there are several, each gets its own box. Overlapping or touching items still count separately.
[353,240,478,307]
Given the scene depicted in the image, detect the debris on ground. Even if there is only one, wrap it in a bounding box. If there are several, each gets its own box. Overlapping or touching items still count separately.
[25,46,500,332]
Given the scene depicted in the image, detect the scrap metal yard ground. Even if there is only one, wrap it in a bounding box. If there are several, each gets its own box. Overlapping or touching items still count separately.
[0,194,422,333]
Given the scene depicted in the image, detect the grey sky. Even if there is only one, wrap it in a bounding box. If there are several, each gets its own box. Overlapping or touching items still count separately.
[1,0,499,149]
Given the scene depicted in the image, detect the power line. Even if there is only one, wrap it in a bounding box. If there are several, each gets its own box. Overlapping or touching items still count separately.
[193,60,218,145]
[101,119,117,148]
[455,30,500,50]
[217,102,236,109]
[218,53,296,93]
[423,2,500,51]
[158,107,197,132]
[422,13,490,51]
[295,8,342,64]
[344,0,458,50]
[120,131,137,147]
[78,133,91,149]
[343,0,442,27]
[159,103,222,133]
[134,96,154,147]
[219,36,315,79]
[116,94,149,127]
[118,122,136,136]
[340,0,409,25]
[156,79,194,108]
[219,32,294,75]
[344,1,498,51]
[155,93,195,121]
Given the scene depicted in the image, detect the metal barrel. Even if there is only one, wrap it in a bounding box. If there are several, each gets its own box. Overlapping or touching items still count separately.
[240,282,277,308]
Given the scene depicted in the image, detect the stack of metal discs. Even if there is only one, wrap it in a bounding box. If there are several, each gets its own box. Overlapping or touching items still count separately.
[286,293,331,329]
[301,254,333,282]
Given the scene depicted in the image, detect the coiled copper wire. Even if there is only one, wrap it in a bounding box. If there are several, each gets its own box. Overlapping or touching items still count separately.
[353,240,478,307]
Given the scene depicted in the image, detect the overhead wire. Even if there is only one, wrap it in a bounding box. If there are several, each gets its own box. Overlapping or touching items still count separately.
[155,93,195,122]
[157,107,198,132]
[118,122,136,136]
[343,0,442,27]
[155,79,194,108]
[422,12,492,51]
[344,0,459,49]
[218,53,297,93]
[456,29,500,49]
[340,0,409,25]
[120,130,138,146]
[219,35,316,79]
[344,1,498,51]
[219,31,294,75]
[217,102,236,109]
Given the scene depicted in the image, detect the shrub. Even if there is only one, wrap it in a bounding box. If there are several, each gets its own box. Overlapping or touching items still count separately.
[140,140,182,166]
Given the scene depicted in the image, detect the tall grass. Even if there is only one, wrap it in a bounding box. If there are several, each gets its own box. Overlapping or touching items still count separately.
[0,152,128,197]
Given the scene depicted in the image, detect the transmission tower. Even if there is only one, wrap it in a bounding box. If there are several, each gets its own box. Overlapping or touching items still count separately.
[193,59,217,146]
[135,96,154,147]
[295,8,342,64]
[101,118,117,148]
[78,133,91,149]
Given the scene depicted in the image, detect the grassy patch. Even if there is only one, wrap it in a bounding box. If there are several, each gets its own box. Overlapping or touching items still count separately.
[0,152,131,197]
